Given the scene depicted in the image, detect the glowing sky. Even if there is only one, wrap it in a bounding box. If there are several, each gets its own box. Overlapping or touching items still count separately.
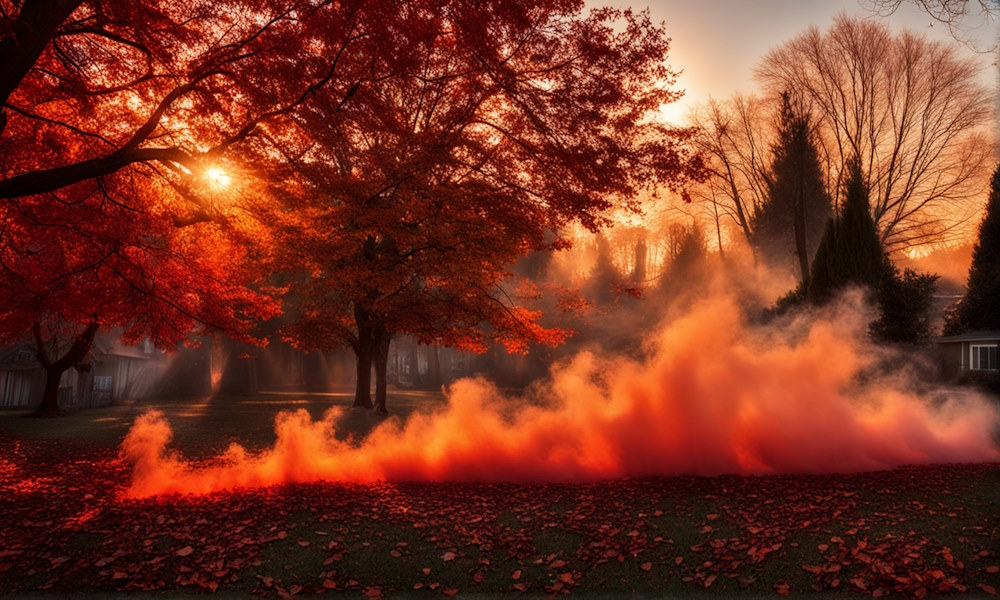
[591,0,998,124]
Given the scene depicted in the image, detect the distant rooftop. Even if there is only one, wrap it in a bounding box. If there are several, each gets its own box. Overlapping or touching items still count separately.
[936,331,1000,343]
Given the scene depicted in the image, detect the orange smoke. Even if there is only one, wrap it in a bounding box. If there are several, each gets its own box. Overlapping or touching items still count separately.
[121,294,999,498]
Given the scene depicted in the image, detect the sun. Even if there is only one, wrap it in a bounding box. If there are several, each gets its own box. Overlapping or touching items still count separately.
[205,166,232,190]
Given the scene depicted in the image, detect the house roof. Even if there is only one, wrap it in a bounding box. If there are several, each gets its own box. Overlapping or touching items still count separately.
[0,342,39,370]
[936,331,1000,344]
[92,337,151,360]
[1,334,151,369]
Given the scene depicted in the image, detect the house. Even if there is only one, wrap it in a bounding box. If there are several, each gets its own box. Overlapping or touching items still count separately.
[935,331,1000,382]
[0,343,47,408]
[87,336,162,404]
[0,334,161,410]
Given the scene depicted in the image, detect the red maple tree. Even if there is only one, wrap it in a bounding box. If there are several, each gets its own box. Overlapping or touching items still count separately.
[263,0,703,412]
[0,0,365,414]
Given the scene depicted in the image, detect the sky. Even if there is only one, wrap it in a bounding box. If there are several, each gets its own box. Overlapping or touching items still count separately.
[588,0,999,123]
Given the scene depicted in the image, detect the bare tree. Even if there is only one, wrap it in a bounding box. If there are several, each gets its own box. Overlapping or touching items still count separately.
[757,15,993,252]
[688,94,775,251]
[864,0,999,52]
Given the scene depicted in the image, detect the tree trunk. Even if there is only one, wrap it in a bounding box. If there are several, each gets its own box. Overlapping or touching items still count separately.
[30,318,98,417]
[0,0,83,134]
[426,344,442,387]
[353,342,374,409]
[351,299,375,408]
[373,330,391,414]
[794,168,810,287]
[34,367,66,417]
[408,338,423,387]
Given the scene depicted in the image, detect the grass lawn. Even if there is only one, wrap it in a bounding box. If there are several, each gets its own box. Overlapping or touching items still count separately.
[1,392,998,597]
[0,389,447,454]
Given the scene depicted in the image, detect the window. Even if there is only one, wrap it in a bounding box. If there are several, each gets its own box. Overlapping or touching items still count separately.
[970,345,998,371]
[92,376,113,403]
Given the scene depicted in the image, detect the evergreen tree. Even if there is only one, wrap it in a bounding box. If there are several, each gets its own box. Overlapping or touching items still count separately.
[586,233,624,306]
[808,157,887,303]
[804,157,940,344]
[944,164,1000,334]
[870,264,939,344]
[754,92,832,283]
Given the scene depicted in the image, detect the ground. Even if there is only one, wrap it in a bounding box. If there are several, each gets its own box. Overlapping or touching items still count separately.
[0,393,998,597]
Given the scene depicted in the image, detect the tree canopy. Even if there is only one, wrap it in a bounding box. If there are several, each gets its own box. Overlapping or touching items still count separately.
[0,0,367,413]
[262,1,703,411]
[757,15,993,252]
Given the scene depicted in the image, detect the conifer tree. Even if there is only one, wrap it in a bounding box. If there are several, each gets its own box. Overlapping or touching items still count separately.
[808,157,886,303]
[944,164,1000,334]
[754,93,831,283]
[870,264,939,344]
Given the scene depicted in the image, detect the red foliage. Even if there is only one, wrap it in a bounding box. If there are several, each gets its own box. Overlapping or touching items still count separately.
[0,1,360,352]
[3,0,704,412]
[266,1,703,361]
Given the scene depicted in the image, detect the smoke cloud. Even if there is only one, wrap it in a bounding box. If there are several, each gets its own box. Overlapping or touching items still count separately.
[121,292,999,498]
